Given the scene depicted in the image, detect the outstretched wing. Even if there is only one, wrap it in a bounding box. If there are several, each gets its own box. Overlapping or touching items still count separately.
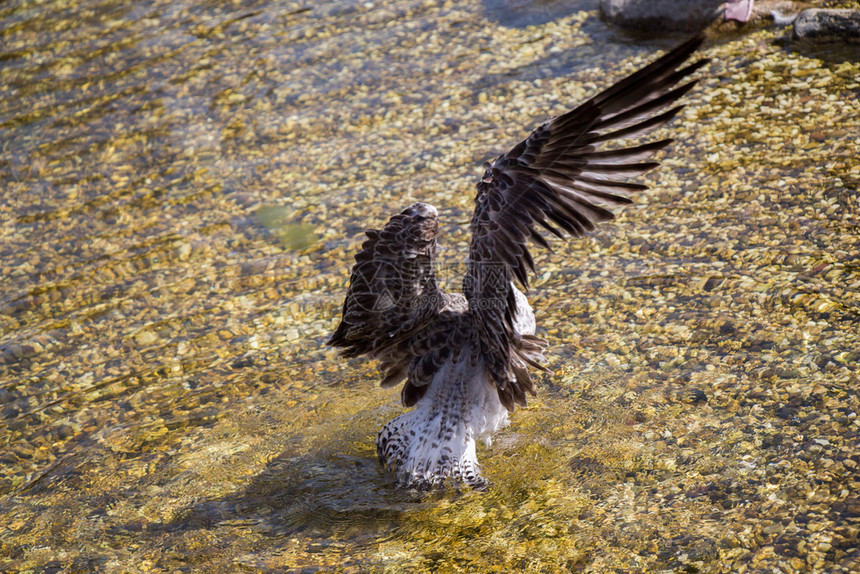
[329,202,444,388]
[466,34,709,409]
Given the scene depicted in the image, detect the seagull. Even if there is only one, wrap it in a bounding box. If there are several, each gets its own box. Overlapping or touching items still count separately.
[328,34,709,490]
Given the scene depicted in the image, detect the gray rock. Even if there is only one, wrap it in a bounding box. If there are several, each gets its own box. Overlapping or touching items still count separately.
[599,0,724,31]
[792,9,860,43]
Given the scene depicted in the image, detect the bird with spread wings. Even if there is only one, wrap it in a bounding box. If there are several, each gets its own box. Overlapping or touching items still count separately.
[329,35,709,489]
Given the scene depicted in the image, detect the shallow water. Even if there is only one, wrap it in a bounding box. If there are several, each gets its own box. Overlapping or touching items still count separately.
[1,0,859,572]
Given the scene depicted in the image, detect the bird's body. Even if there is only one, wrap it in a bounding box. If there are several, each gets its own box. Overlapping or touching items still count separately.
[376,339,508,490]
[374,285,535,489]
[329,35,709,489]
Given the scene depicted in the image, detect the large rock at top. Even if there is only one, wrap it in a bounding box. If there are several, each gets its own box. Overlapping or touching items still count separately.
[599,0,724,31]
[792,9,860,43]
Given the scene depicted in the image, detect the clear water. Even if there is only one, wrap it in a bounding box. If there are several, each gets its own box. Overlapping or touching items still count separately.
[1,0,859,572]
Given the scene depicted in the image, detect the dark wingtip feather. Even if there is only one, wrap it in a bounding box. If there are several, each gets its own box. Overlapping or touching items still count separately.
[467,33,707,400]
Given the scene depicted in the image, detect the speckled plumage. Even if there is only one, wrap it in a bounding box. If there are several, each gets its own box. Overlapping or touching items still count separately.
[329,34,708,489]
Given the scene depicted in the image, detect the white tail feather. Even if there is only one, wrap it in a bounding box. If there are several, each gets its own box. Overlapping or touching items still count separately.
[376,350,509,489]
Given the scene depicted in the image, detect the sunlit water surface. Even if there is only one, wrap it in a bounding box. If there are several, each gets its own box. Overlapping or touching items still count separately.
[1,0,859,572]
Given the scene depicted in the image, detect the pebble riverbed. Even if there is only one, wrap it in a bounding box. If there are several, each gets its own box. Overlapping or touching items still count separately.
[1,0,859,572]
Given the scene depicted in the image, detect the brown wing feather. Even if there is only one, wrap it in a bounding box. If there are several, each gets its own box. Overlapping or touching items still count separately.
[329,202,443,388]
[399,295,471,406]
[465,34,709,408]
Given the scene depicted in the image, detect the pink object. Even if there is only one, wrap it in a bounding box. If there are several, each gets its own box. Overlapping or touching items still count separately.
[725,0,754,22]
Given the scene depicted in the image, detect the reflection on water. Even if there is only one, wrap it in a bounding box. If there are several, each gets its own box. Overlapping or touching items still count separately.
[1,0,859,571]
